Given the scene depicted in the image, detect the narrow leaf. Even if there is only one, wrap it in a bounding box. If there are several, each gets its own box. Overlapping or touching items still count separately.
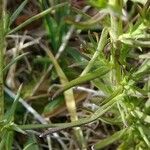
[11,123,26,135]
[9,0,29,26]
[23,143,37,150]
[3,52,29,72]
[94,128,127,149]
[39,92,124,137]
[6,84,23,121]
[53,66,110,98]
[8,2,67,34]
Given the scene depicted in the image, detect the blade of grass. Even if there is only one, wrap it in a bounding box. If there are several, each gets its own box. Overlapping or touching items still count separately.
[40,92,124,136]
[94,128,127,149]
[23,143,37,150]
[4,87,66,150]
[31,5,90,96]
[5,131,14,150]
[53,66,110,98]
[2,52,29,72]
[0,0,6,120]
[6,84,23,121]
[65,11,106,29]
[18,87,124,133]
[81,28,108,75]
[40,43,86,149]
[9,0,28,26]
[8,2,67,34]
[0,131,7,149]
[138,126,150,147]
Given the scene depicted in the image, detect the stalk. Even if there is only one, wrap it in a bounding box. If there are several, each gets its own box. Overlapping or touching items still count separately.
[81,28,108,76]
[109,0,123,84]
[0,0,5,120]
[19,87,124,131]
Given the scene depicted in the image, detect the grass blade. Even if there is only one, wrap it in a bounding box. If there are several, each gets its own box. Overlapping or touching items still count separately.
[94,128,127,149]
[53,66,110,98]
[9,0,28,26]
[6,84,23,121]
[3,52,29,72]
[8,2,67,34]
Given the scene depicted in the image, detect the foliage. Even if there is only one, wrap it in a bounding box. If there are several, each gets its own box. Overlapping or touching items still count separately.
[0,0,149,149]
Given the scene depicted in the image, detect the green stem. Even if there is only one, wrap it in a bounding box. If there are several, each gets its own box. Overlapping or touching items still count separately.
[41,44,86,149]
[81,28,108,76]
[53,66,110,98]
[19,87,123,132]
[109,0,123,84]
[0,0,5,120]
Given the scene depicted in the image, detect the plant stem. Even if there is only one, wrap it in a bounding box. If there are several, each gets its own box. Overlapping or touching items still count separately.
[19,87,123,131]
[0,0,5,120]
[81,28,108,76]
[40,44,87,149]
[53,66,110,98]
[109,0,123,84]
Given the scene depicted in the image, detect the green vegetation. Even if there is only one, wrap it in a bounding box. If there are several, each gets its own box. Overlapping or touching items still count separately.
[0,0,149,149]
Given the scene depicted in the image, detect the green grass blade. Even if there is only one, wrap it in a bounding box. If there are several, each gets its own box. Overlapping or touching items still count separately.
[53,66,110,98]
[23,134,39,150]
[0,132,7,149]
[23,143,37,150]
[9,0,28,26]
[8,2,67,34]
[41,43,86,149]
[94,128,127,149]
[18,89,124,136]
[138,126,150,147]
[6,84,23,121]
[81,28,108,75]
[5,131,14,150]
[3,52,29,72]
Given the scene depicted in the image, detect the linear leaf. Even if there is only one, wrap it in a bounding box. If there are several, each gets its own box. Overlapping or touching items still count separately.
[8,2,67,34]
[6,84,23,121]
[9,0,29,26]
[3,52,29,72]
[53,66,110,98]
[94,128,127,149]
